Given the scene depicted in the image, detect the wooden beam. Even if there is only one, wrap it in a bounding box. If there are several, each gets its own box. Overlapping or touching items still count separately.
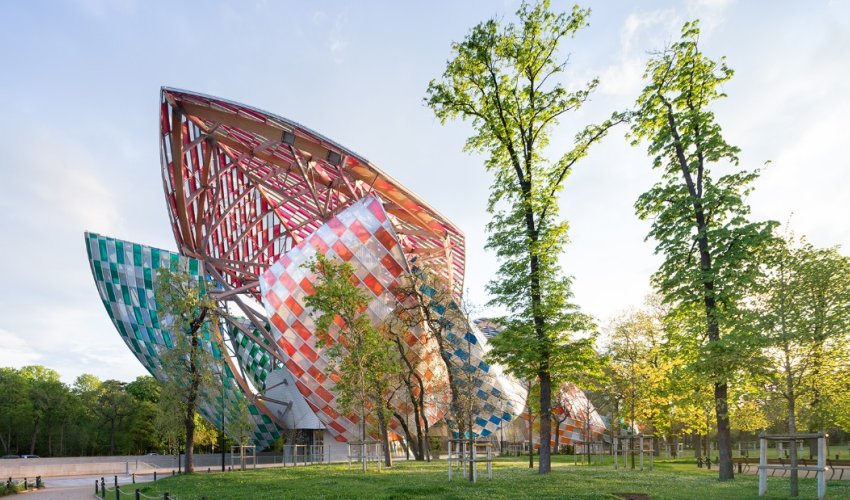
[169,106,196,249]
[181,101,333,162]
[193,139,213,248]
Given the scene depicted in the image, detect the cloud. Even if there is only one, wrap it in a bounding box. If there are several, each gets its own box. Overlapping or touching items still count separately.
[328,14,349,64]
[8,127,124,235]
[598,10,680,97]
[0,328,42,366]
[313,9,349,64]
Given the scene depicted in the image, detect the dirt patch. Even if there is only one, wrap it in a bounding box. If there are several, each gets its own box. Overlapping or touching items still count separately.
[614,494,650,500]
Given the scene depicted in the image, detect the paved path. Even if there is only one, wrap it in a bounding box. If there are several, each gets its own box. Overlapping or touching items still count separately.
[20,474,154,500]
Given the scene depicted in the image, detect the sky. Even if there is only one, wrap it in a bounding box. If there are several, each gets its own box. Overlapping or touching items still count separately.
[0,0,848,384]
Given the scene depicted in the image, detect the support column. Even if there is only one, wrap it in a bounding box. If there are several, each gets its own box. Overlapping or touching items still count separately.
[759,436,767,497]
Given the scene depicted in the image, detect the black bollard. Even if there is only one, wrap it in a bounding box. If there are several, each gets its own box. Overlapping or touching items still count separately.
[207,467,210,473]
[132,473,135,484]
[114,475,118,489]
[96,479,100,495]
[136,489,140,500]
[116,483,120,500]
[164,493,170,500]
[153,471,157,481]
[737,461,742,474]
[172,470,175,476]
[101,477,106,499]
[24,478,27,490]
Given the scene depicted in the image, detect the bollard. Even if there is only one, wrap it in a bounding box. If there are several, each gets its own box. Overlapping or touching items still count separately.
[153,471,157,481]
[135,489,140,500]
[101,477,106,498]
[36,476,43,488]
[24,478,27,490]
[164,493,170,500]
[737,461,742,474]
[172,470,175,476]
[96,479,100,495]
[114,475,118,489]
[207,467,210,473]
[132,473,135,484]
[116,482,120,500]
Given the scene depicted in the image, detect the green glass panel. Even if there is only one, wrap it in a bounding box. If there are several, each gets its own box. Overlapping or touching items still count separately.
[98,239,107,262]
[133,244,142,266]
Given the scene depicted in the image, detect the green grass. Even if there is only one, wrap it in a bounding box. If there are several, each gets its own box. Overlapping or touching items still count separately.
[116,456,850,499]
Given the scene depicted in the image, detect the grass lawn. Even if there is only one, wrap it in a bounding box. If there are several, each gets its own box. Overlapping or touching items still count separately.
[119,455,850,499]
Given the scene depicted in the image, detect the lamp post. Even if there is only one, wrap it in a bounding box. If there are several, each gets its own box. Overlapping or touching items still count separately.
[220,372,226,472]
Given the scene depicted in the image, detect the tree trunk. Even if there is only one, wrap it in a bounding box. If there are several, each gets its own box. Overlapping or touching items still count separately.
[715,383,733,479]
[666,104,734,480]
[361,405,367,473]
[694,432,702,459]
[423,418,432,462]
[785,352,799,497]
[184,341,200,474]
[29,417,40,455]
[377,406,391,467]
[109,418,116,455]
[528,406,534,469]
[393,412,422,461]
[553,415,561,455]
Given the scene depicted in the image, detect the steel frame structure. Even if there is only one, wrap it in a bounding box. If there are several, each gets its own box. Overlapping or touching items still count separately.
[84,87,607,449]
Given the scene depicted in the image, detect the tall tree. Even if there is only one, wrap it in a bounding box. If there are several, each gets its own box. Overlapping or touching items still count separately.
[426,0,622,473]
[155,267,223,474]
[305,253,398,470]
[20,365,67,456]
[0,368,29,454]
[629,21,777,479]
[94,380,133,455]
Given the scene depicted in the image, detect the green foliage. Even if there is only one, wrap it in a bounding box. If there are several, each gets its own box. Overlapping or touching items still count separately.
[0,367,171,456]
[126,375,161,404]
[305,253,399,442]
[629,20,778,478]
[755,234,850,433]
[426,0,620,472]
[629,21,777,380]
[154,267,224,472]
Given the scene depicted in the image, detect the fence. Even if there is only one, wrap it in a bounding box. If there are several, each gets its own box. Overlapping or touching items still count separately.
[282,444,327,466]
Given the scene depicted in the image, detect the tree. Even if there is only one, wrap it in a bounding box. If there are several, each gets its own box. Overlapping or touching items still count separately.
[426,0,622,473]
[0,368,29,454]
[19,365,67,456]
[629,21,777,479]
[72,374,103,455]
[305,253,399,470]
[94,380,133,455]
[154,267,223,474]
[756,235,850,495]
[126,375,161,405]
[389,266,472,450]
